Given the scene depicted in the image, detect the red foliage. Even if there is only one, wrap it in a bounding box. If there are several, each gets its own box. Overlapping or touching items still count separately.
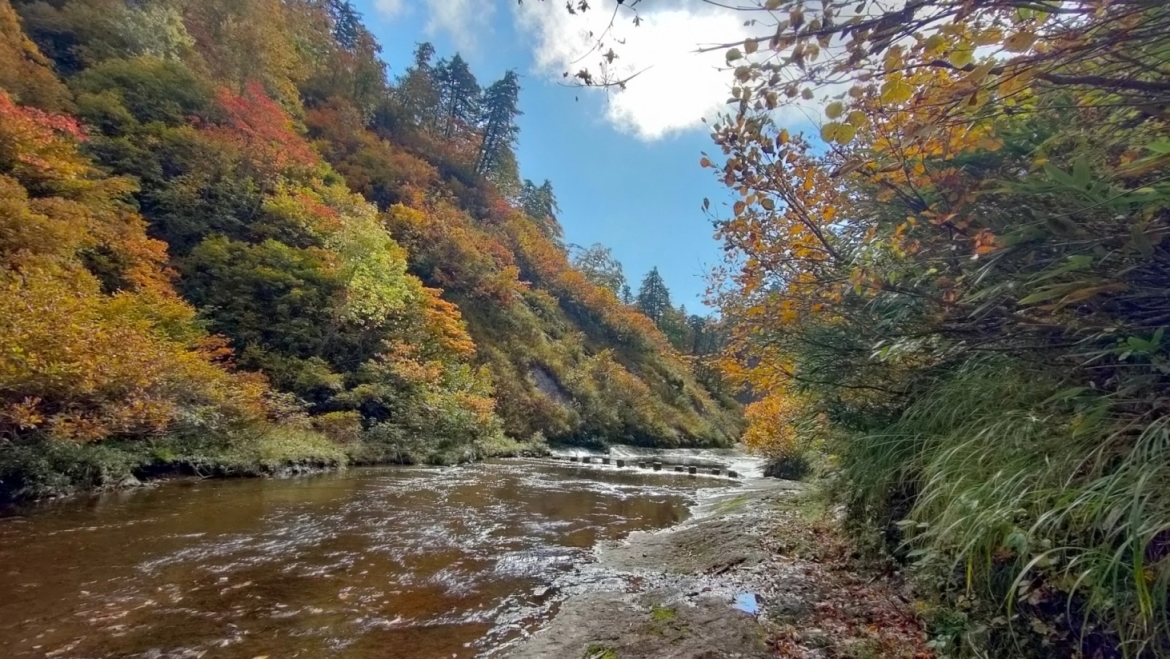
[207,83,318,180]
[0,91,86,181]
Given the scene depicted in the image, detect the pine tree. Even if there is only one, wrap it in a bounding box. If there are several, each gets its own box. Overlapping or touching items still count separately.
[620,284,633,305]
[395,42,440,131]
[324,0,364,52]
[658,305,691,352]
[636,267,672,324]
[521,178,561,241]
[475,70,520,176]
[687,314,711,355]
[434,53,480,139]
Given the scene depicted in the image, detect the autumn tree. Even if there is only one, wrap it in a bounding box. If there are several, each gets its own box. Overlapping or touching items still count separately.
[0,0,72,111]
[572,243,626,296]
[0,88,266,444]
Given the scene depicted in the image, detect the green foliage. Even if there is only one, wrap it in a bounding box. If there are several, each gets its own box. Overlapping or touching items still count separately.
[635,267,672,323]
[584,644,618,659]
[476,69,521,176]
[434,53,480,139]
[180,236,347,372]
[573,243,626,297]
[71,56,210,126]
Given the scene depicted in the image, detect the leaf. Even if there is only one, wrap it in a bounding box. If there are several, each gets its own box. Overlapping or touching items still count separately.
[1004,31,1037,52]
[760,197,776,211]
[778,128,790,145]
[1043,163,1077,188]
[825,101,844,119]
[733,200,747,215]
[846,110,867,127]
[726,48,744,63]
[834,123,857,144]
[949,44,975,68]
[820,122,840,143]
[1042,387,1088,404]
[880,79,913,104]
[1146,138,1170,155]
[699,156,712,168]
[1072,157,1091,189]
[1018,284,1078,305]
[744,38,759,55]
[765,0,781,8]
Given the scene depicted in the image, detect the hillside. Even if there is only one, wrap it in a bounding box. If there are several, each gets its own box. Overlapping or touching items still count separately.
[0,0,738,499]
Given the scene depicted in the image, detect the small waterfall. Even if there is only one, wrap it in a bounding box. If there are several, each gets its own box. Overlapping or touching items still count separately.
[547,445,766,478]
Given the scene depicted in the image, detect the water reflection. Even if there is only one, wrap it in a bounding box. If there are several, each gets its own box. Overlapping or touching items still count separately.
[0,460,724,658]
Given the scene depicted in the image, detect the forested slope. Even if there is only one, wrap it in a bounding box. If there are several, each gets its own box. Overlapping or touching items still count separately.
[0,0,738,500]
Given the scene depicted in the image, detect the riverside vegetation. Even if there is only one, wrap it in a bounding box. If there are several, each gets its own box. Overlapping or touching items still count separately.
[0,0,740,502]
[554,0,1170,656]
[4,0,1170,657]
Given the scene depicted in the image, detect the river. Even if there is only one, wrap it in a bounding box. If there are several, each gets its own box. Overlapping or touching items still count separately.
[0,453,758,658]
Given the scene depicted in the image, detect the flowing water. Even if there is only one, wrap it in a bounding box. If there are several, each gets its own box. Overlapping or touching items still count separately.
[0,456,749,658]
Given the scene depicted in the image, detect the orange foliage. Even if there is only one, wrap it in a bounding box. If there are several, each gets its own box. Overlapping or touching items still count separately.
[418,285,477,359]
[0,90,267,441]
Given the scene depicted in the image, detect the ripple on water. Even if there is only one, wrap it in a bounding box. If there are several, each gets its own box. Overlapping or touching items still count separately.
[0,458,738,658]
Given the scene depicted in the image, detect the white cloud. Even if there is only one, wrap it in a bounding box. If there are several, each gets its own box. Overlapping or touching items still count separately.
[513,0,757,141]
[372,0,496,53]
[425,0,497,53]
[372,0,408,20]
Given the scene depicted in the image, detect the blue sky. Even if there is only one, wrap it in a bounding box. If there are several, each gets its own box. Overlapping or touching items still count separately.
[350,0,768,312]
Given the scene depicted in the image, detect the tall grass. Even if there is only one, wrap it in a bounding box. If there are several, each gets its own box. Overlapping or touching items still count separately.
[841,360,1170,656]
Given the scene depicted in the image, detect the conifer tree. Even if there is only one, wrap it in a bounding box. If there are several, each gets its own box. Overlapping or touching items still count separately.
[620,284,633,305]
[520,178,561,241]
[635,267,671,324]
[434,53,480,139]
[475,69,520,176]
[395,42,440,131]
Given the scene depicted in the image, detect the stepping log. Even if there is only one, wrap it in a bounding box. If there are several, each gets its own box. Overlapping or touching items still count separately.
[638,462,647,469]
[616,459,625,468]
[582,457,591,464]
[688,466,697,475]
[652,462,662,471]
[710,468,721,476]
[674,466,685,473]
[602,458,611,465]
[728,470,739,478]
[569,456,579,462]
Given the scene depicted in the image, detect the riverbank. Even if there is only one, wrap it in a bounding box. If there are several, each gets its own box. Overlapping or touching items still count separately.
[505,478,931,659]
[0,431,548,505]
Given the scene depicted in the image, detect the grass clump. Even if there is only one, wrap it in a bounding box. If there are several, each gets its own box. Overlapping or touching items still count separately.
[650,605,678,623]
[841,361,1170,657]
[583,643,618,659]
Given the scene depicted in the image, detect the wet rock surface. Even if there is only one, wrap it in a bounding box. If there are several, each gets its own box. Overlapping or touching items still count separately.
[504,479,930,659]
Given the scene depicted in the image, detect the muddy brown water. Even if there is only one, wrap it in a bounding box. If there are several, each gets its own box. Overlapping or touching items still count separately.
[0,459,733,658]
